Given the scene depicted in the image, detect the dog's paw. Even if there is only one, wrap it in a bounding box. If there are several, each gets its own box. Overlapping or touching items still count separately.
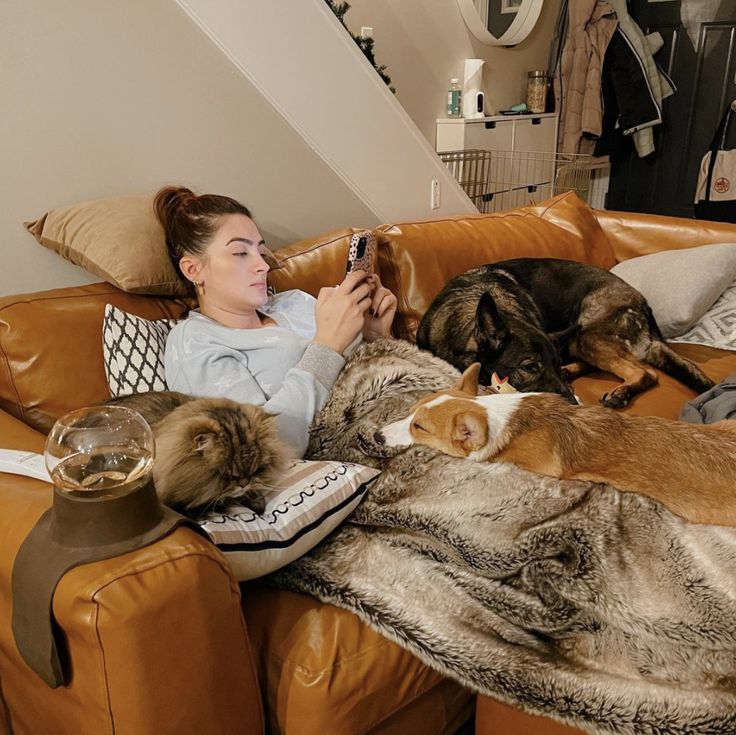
[600,387,631,409]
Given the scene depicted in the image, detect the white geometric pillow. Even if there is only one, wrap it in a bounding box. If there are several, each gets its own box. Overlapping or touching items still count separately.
[102,304,177,397]
[199,459,379,581]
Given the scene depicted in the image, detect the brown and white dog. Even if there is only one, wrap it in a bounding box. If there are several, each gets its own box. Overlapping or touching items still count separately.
[380,364,736,526]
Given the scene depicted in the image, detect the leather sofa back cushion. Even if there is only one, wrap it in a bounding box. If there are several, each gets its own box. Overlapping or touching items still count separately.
[0,284,189,433]
[378,192,616,340]
[268,228,379,296]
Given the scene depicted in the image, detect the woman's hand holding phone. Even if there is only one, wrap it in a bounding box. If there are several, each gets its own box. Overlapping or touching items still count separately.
[313,270,372,354]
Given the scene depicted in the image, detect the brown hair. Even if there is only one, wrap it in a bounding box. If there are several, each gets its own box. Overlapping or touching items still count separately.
[153,185,253,288]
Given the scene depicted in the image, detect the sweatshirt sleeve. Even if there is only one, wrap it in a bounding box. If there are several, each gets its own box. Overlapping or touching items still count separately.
[165,327,344,458]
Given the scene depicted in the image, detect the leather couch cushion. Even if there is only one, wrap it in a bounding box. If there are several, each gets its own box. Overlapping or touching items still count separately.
[573,343,736,419]
[376,192,615,341]
[243,584,473,735]
[269,228,377,297]
[596,208,736,262]
[0,283,190,433]
[476,694,586,735]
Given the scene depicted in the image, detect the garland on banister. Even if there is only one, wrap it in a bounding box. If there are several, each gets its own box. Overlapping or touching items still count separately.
[324,0,395,94]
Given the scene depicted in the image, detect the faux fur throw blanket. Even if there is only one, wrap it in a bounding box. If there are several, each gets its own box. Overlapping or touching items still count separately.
[270,340,736,735]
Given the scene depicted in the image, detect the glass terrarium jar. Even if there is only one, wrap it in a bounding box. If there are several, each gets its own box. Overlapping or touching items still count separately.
[45,405,154,499]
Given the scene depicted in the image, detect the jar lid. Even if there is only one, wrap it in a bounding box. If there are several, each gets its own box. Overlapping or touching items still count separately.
[528,70,548,78]
[450,77,460,83]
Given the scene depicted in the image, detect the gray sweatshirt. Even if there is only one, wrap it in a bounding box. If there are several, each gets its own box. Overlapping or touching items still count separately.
[164,290,346,457]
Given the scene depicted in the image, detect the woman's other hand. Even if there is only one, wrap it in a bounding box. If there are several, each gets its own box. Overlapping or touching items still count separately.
[313,271,372,353]
[362,274,397,342]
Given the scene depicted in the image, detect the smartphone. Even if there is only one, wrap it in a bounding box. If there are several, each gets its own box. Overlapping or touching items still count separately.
[346,231,377,275]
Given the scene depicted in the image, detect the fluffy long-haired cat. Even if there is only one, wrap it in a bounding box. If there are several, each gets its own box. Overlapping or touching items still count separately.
[100,391,290,517]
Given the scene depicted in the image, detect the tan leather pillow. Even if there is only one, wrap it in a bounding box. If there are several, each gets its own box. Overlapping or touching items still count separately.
[520,190,616,269]
[25,194,283,297]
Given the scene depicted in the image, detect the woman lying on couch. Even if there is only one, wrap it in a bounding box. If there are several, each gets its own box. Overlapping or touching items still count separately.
[155,185,397,457]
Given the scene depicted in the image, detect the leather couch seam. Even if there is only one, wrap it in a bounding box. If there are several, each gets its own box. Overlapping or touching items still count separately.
[251,637,392,677]
[377,211,532,229]
[0,343,23,424]
[88,547,241,602]
[91,598,116,735]
[279,233,354,261]
[0,288,122,311]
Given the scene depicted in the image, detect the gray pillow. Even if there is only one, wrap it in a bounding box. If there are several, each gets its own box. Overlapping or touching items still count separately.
[610,242,736,338]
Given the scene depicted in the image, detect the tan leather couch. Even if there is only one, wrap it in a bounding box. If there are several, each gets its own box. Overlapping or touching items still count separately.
[1,192,735,735]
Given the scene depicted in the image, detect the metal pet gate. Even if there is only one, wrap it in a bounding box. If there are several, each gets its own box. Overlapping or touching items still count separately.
[439,149,594,213]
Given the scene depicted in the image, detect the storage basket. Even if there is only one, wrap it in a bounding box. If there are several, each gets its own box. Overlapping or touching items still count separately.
[439,149,593,213]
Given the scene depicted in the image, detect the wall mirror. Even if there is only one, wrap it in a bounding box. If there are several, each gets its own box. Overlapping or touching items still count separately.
[457,0,543,46]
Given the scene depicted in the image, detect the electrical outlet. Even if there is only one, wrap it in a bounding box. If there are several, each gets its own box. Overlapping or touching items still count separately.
[360,26,373,39]
[430,179,441,210]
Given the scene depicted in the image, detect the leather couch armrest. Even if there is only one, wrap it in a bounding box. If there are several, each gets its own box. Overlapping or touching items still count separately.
[0,408,264,735]
[594,209,736,262]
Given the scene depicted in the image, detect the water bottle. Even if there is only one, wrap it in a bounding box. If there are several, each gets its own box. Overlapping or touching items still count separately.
[447,78,462,118]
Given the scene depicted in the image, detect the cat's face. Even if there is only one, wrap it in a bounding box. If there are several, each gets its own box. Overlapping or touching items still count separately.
[151,397,290,516]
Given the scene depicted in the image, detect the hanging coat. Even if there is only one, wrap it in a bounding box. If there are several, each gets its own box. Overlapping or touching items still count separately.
[605,0,676,157]
[556,0,618,155]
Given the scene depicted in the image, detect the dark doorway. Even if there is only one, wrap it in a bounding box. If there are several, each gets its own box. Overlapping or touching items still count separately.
[606,0,736,217]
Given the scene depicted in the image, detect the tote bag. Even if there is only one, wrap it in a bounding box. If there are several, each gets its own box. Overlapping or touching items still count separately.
[694,104,736,223]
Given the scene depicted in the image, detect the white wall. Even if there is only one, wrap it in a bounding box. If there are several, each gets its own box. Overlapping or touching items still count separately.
[1,0,559,296]
[1,0,378,295]
[346,0,562,145]
[176,0,474,223]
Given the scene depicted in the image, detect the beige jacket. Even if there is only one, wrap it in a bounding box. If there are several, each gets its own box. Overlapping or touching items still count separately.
[556,0,618,155]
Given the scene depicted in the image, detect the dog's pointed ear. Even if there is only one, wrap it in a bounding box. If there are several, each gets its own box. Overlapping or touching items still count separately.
[451,411,488,454]
[474,292,507,351]
[454,363,481,395]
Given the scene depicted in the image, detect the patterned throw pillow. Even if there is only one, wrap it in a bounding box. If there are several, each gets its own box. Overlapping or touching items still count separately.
[199,459,379,580]
[671,280,736,351]
[102,304,176,397]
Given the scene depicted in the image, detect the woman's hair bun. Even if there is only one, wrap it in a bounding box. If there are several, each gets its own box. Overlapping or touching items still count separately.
[153,185,196,229]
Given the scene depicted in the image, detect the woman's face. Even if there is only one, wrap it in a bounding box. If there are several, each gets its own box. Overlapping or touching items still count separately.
[191,213,271,314]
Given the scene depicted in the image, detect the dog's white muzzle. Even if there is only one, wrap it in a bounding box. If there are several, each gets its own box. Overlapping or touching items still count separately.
[381,415,414,447]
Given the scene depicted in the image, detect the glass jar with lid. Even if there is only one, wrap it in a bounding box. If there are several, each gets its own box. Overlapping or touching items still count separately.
[526,70,549,114]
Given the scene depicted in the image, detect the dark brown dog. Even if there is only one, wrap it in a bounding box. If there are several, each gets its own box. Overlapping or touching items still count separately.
[416,257,714,408]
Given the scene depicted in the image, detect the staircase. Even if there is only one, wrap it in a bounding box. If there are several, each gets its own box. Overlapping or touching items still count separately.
[176,0,475,222]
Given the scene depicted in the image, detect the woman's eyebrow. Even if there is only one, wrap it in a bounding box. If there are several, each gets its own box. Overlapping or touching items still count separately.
[226,237,266,246]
